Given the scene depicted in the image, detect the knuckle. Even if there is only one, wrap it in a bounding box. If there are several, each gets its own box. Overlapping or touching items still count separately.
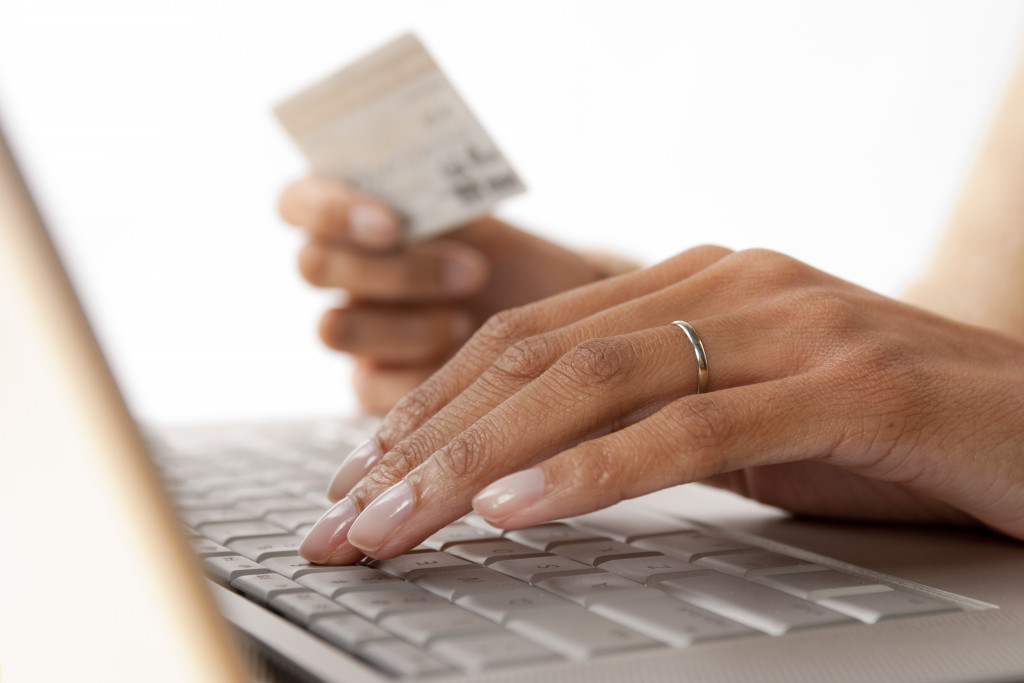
[475,307,540,354]
[432,429,490,482]
[491,334,560,380]
[685,244,734,263]
[564,439,622,491]
[555,337,636,388]
[779,288,862,336]
[671,398,729,460]
[358,446,422,496]
[727,248,814,289]
[386,384,442,439]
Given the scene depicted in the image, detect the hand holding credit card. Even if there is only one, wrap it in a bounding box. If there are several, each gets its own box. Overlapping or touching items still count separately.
[275,33,525,240]
[274,34,606,415]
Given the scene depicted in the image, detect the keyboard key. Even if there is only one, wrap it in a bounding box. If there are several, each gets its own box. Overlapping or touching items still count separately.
[456,587,572,623]
[632,532,753,561]
[367,552,473,580]
[590,595,757,647]
[507,608,661,660]
[266,509,327,532]
[568,508,694,542]
[358,640,453,678]
[270,591,349,625]
[412,567,522,601]
[189,537,233,557]
[505,523,601,550]
[430,631,560,672]
[380,606,500,646]
[198,520,289,544]
[338,588,449,621]
[188,474,266,493]
[238,497,327,516]
[534,572,655,607]
[215,486,289,504]
[445,540,549,566]
[179,508,257,528]
[310,614,392,649]
[260,556,352,580]
[280,476,333,497]
[298,567,405,597]
[202,555,267,583]
[755,570,894,600]
[231,573,307,604]
[489,556,599,584]
[695,550,823,579]
[818,590,959,623]
[600,555,705,584]
[460,513,507,536]
[171,496,220,510]
[226,535,302,562]
[422,523,500,550]
[550,540,657,566]
[660,574,854,635]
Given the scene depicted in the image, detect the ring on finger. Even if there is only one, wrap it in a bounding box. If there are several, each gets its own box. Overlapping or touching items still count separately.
[670,320,709,394]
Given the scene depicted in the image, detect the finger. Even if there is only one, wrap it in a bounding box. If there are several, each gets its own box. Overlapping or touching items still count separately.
[298,238,489,300]
[319,305,475,362]
[340,311,804,558]
[471,373,835,528]
[372,245,735,447]
[332,248,777,505]
[352,362,437,418]
[279,176,401,250]
[320,246,734,503]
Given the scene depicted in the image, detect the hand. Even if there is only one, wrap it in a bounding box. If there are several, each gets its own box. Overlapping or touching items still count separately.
[279,176,604,414]
[298,246,1024,565]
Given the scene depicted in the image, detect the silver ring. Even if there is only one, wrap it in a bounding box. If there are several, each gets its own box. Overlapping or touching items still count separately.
[670,320,709,394]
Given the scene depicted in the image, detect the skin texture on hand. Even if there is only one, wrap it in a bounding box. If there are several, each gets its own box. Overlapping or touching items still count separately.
[279,176,605,414]
[297,246,1024,566]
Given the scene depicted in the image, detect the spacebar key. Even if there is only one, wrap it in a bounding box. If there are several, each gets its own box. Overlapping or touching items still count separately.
[506,607,661,660]
[660,573,854,635]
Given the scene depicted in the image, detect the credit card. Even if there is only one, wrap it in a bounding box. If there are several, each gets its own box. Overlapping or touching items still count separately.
[274,33,525,239]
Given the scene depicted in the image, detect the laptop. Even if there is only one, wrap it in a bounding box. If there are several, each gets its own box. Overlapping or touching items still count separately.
[2,120,1024,683]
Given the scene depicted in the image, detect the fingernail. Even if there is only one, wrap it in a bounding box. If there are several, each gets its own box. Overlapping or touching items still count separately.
[299,497,358,564]
[443,253,488,294]
[347,480,415,553]
[349,204,399,248]
[327,438,384,502]
[473,469,546,523]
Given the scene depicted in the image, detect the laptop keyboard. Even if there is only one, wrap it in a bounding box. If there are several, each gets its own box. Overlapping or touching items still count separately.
[153,421,967,678]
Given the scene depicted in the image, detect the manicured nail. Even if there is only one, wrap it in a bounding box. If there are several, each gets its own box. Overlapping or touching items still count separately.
[347,480,415,553]
[299,497,358,564]
[327,438,384,502]
[443,252,488,294]
[348,204,399,248]
[473,469,546,523]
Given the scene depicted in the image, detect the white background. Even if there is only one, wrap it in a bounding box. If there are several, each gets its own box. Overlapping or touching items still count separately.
[1,1,1022,424]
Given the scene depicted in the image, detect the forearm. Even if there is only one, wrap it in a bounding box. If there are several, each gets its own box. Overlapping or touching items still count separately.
[903,43,1024,337]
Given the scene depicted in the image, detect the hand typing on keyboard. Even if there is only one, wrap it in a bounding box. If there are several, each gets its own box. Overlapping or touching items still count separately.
[297,245,1024,566]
